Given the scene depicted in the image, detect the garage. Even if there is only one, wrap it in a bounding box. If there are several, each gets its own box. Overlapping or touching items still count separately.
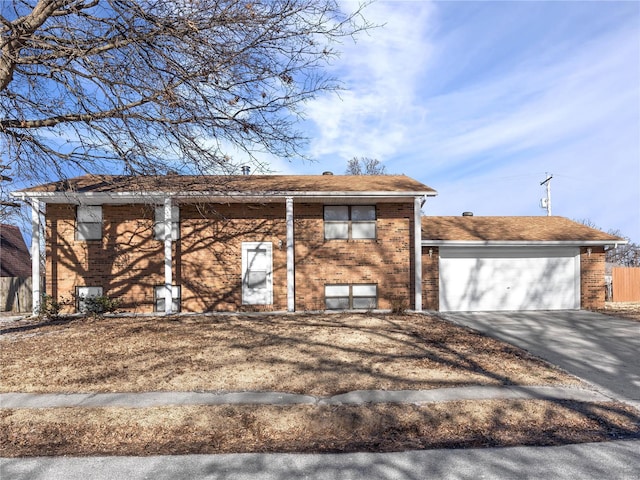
[438,246,580,312]
[421,215,624,312]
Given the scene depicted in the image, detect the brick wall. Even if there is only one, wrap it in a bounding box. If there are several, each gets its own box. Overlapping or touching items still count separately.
[421,245,439,311]
[580,246,606,310]
[292,203,415,310]
[179,203,287,312]
[47,204,166,312]
[45,200,416,313]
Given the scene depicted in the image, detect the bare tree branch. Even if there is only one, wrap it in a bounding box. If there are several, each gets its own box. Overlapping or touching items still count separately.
[1,0,372,184]
[575,218,640,267]
[346,157,387,175]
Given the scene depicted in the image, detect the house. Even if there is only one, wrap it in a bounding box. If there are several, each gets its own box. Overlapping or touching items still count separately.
[12,173,435,314]
[421,215,625,312]
[11,174,624,315]
[0,223,32,312]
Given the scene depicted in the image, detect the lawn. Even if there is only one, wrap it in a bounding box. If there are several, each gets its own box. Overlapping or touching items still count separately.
[1,312,639,456]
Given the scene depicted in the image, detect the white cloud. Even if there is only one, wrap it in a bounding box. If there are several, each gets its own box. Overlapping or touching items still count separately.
[304,1,434,164]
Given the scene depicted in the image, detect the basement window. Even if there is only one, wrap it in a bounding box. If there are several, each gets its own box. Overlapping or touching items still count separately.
[325,284,378,310]
[154,285,181,312]
[76,286,103,312]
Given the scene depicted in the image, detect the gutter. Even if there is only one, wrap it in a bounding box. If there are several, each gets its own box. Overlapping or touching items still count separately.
[421,240,628,248]
[11,190,438,204]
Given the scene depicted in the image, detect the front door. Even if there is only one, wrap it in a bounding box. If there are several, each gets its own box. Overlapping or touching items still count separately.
[242,242,273,305]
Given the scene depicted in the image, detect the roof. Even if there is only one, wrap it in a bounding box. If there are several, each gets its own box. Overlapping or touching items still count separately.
[0,224,31,278]
[422,216,625,245]
[13,174,437,202]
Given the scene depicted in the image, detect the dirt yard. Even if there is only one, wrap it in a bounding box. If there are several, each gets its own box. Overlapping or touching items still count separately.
[1,313,580,394]
[1,313,639,456]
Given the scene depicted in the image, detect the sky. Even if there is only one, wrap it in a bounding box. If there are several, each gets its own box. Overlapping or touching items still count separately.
[265,0,640,242]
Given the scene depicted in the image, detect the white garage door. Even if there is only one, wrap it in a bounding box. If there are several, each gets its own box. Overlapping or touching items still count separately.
[439,247,580,312]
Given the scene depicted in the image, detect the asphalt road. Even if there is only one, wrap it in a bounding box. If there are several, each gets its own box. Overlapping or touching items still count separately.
[2,440,639,480]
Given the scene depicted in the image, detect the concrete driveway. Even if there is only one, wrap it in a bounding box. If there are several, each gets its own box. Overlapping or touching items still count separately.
[440,310,640,411]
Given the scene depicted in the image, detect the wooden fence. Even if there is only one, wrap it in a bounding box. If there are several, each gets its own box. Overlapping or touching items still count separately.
[612,267,640,302]
[0,276,32,313]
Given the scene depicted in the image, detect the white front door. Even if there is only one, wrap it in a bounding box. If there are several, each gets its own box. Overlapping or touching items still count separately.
[242,242,273,305]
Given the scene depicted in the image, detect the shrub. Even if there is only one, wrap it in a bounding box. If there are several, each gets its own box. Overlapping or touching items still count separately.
[82,295,122,318]
[389,296,408,315]
[37,294,70,320]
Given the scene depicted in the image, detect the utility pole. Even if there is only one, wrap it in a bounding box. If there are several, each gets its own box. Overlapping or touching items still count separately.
[540,173,552,216]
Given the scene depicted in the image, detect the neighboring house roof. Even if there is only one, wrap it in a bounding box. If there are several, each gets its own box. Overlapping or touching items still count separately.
[13,174,437,203]
[0,224,31,278]
[421,216,625,246]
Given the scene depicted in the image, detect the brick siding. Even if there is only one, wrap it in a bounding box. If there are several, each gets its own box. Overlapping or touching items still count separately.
[293,203,415,311]
[45,201,416,313]
[46,203,605,313]
[421,245,439,311]
[580,246,606,310]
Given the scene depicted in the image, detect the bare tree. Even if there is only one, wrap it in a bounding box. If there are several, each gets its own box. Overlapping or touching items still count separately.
[345,156,386,175]
[1,0,370,186]
[575,218,639,267]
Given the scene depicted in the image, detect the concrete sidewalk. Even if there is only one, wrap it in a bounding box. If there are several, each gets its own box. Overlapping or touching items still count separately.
[0,385,615,409]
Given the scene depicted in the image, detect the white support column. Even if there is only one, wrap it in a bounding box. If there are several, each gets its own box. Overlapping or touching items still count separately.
[286,196,295,312]
[163,197,173,314]
[414,196,423,312]
[31,199,41,316]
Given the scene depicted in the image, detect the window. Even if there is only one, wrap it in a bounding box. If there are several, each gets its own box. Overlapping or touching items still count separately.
[324,205,376,240]
[154,206,180,241]
[76,286,103,312]
[154,285,181,312]
[325,284,377,310]
[76,205,102,240]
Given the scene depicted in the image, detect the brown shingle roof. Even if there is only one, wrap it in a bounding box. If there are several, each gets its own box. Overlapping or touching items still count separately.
[16,174,436,195]
[0,224,31,278]
[422,216,624,243]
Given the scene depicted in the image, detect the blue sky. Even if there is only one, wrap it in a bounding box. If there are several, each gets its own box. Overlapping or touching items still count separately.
[265,0,640,242]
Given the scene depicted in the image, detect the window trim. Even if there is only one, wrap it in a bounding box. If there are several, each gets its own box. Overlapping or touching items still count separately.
[76,205,102,241]
[154,285,181,312]
[325,283,378,310]
[324,205,376,240]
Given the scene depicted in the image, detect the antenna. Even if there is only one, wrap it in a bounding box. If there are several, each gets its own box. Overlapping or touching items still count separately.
[540,173,552,216]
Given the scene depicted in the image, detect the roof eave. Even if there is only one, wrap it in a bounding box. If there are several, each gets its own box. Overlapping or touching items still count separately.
[421,240,628,247]
[11,190,437,204]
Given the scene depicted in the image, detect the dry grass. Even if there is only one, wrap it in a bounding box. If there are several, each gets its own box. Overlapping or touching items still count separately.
[2,400,639,457]
[4,312,637,457]
[0,313,581,395]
